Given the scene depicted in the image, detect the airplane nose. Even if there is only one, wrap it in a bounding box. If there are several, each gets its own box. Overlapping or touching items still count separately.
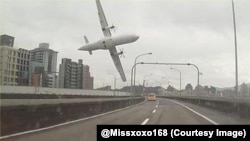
[135,35,139,40]
[132,34,139,41]
[78,46,85,50]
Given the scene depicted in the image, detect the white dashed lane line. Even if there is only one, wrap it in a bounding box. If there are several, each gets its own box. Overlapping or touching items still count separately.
[152,109,156,113]
[141,118,149,125]
[141,101,159,125]
[141,100,159,125]
[155,100,159,108]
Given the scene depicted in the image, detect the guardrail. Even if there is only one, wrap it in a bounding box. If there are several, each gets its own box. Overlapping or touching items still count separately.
[159,95,250,119]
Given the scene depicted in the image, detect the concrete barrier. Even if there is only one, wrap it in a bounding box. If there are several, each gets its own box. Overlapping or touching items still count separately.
[0,97,144,136]
[159,95,250,119]
[0,85,130,96]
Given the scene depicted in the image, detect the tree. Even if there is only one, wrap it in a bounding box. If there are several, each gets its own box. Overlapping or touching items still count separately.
[195,85,204,95]
[167,85,174,92]
[210,86,216,94]
[185,83,193,91]
[240,82,248,96]
[204,86,209,93]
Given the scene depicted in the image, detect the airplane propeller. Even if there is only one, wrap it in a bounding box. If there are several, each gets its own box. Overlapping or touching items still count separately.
[118,48,125,58]
[110,23,117,33]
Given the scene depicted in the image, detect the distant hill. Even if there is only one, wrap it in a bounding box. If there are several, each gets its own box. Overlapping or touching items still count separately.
[216,83,250,91]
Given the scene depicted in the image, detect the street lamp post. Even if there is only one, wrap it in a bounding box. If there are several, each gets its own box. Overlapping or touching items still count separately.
[143,73,153,95]
[170,68,182,95]
[187,63,200,87]
[130,62,201,97]
[232,0,239,97]
[143,73,153,87]
[133,52,152,94]
[108,73,116,96]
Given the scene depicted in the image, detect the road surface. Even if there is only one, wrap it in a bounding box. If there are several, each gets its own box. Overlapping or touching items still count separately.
[1,98,250,141]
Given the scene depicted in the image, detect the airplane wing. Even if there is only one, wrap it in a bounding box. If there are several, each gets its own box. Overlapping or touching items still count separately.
[109,47,126,82]
[96,0,111,37]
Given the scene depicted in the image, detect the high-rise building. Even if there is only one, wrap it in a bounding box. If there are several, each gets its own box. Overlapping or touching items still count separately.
[59,58,84,89]
[48,73,58,88]
[82,65,94,89]
[17,48,30,86]
[30,43,58,87]
[59,58,94,89]
[0,34,14,47]
[0,45,19,85]
[59,58,71,88]
[77,59,83,89]
[30,43,58,73]
[29,62,44,87]
[0,34,31,86]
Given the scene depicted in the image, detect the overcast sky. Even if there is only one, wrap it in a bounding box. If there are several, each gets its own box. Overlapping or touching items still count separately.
[1,0,249,89]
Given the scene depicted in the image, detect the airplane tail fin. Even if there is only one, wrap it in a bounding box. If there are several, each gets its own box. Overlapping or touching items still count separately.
[84,36,89,44]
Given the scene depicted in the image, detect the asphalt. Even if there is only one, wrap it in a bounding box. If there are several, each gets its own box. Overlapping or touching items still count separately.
[2,98,250,141]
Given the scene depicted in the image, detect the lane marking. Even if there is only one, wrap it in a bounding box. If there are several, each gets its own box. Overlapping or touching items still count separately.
[0,99,147,140]
[141,118,149,125]
[152,109,156,113]
[155,100,159,108]
[169,100,218,125]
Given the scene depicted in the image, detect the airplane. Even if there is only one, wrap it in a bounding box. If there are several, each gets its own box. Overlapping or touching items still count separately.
[78,0,139,82]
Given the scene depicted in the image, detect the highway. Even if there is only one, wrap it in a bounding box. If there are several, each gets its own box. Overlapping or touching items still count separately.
[2,98,250,141]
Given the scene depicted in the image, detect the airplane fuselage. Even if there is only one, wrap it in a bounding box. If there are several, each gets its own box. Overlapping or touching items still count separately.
[78,34,139,52]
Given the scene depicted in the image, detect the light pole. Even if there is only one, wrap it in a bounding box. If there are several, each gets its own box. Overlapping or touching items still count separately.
[143,73,153,87]
[130,62,200,96]
[133,52,152,94]
[232,0,239,97]
[143,73,153,95]
[108,73,116,96]
[132,62,200,91]
[187,63,200,87]
[170,67,182,95]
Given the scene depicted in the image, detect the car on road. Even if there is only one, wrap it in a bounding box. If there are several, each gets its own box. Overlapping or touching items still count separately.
[147,93,156,101]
